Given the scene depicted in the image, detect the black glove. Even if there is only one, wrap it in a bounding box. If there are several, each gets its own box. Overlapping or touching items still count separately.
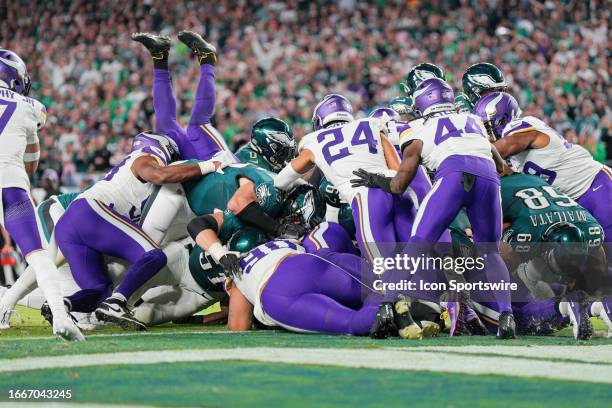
[350,169,393,193]
[218,253,242,279]
[276,223,307,240]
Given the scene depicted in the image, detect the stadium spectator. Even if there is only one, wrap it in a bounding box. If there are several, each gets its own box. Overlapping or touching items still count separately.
[2,0,608,191]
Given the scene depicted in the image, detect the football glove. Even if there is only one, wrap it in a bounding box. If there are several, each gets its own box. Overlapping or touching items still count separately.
[351,169,393,193]
[276,223,307,240]
[219,253,242,279]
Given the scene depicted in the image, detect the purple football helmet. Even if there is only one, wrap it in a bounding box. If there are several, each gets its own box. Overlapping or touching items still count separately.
[369,107,401,123]
[0,49,31,96]
[312,94,354,131]
[132,132,181,163]
[472,92,522,139]
[412,78,455,116]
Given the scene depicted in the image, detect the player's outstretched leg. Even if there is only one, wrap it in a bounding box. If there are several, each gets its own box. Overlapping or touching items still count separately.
[131,32,171,69]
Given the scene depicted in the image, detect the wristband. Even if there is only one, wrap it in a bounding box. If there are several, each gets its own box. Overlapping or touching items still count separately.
[24,151,40,162]
[207,242,228,262]
[198,161,216,175]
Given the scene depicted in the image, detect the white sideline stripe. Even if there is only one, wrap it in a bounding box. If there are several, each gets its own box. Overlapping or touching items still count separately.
[1,347,612,384]
[388,345,612,364]
[0,329,235,341]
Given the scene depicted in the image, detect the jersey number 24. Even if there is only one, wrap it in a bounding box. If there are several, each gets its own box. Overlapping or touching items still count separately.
[317,122,378,165]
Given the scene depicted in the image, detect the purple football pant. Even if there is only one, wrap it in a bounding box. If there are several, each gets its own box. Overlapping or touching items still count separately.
[577,167,612,243]
[303,221,357,254]
[153,65,235,161]
[55,199,167,313]
[406,170,511,312]
[0,187,43,256]
[351,187,415,264]
[261,254,381,335]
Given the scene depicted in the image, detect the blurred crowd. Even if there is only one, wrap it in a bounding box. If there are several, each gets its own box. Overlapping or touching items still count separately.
[2,0,610,193]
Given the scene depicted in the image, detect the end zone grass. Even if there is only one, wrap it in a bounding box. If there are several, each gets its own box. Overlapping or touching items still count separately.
[1,307,611,407]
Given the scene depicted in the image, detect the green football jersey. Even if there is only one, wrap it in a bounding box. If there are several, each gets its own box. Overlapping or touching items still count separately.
[187,246,227,295]
[235,143,273,172]
[182,163,282,241]
[37,191,83,241]
[501,174,603,247]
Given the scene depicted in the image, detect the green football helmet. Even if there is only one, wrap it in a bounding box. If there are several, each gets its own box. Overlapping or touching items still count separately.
[319,177,343,208]
[388,96,416,121]
[454,93,473,113]
[462,62,507,105]
[280,184,325,229]
[400,63,445,95]
[319,177,355,236]
[542,222,589,276]
[250,117,296,173]
[227,226,268,255]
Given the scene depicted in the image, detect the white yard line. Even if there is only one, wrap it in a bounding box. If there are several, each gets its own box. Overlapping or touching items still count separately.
[0,329,235,341]
[387,345,612,364]
[1,347,611,384]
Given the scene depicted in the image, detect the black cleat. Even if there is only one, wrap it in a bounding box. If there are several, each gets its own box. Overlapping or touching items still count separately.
[369,302,397,339]
[95,297,146,331]
[177,30,217,64]
[496,311,516,339]
[394,296,423,339]
[41,299,75,326]
[560,291,593,340]
[131,32,171,58]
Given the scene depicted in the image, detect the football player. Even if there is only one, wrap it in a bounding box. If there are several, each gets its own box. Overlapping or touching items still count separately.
[352,78,516,339]
[462,62,508,108]
[388,96,416,122]
[400,63,446,96]
[54,132,223,329]
[132,31,235,161]
[0,49,83,340]
[235,118,296,173]
[473,92,612,243]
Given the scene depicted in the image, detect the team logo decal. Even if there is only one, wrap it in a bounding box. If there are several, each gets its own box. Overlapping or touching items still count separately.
[256,183,271,205]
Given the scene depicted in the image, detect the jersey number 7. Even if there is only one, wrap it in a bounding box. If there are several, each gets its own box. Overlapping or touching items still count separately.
[0,100,17,135]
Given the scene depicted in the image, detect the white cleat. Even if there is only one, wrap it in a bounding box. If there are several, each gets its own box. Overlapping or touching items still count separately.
[0,304,12,329]
[53,316,85,341]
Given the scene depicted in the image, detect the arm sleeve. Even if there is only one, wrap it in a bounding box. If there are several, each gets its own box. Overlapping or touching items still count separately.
[274,163,303,191]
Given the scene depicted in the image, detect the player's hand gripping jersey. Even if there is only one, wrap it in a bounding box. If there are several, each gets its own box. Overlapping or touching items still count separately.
[0,89,46,190]
[501,116,603,199]
[501,174,603,247]
[299,117,395,203]
[80,147,169,222]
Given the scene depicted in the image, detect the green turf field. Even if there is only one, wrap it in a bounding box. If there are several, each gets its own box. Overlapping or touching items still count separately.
[1,306,611,407]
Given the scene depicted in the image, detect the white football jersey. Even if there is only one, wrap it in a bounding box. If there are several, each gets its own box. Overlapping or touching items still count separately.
[399,112,494,172]
[81,148,168,222]
[299,118,396,203]
[0,88,47,190]
[501,116,603,199]
[234,240,305,327]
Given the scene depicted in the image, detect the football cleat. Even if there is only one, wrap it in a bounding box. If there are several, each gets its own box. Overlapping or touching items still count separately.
[53,316,85,342]
[0,304,12,329]
[496,311,516,339]
[592,297,612,338]
[394,296,423,339]
[419,321,440,338]
[369,302,397,339]
[131,32,171,59]
[446,301,465,337]
[177,30,217,64]
[464,302,487,335]
[559,291,592,340]
[95,297,147,331]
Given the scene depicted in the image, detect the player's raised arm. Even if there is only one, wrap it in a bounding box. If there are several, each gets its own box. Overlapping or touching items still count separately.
[132,155,223,185]
[274,149,315,191]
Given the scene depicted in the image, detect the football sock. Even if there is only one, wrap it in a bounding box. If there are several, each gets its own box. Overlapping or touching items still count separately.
[152,51,169,70]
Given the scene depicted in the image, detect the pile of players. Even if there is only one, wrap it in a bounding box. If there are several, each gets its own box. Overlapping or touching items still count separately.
[0,31,610,342]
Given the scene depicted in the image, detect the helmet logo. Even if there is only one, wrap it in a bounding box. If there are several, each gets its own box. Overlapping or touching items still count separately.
[468,73,506,88]
[263,129,292,145]
[414,70,438,82]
